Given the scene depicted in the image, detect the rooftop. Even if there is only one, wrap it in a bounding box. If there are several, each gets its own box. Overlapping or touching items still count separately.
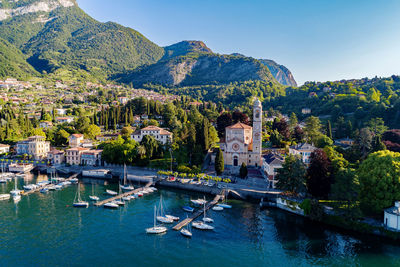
[226,122,252,130]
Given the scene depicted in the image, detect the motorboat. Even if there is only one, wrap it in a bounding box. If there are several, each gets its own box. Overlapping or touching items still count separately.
[165,215,180,221]
[0,178,7,183]
[137,192,143,197]
[217,203,232,209]
[212,206,224,211]
[47,184,56,191]
[104,202,119,209]
[89,195,100,201]
[0,194,10,200]
[192,221,214,230]
[113,200,125,206]
[55,184,63,190]
[73,183,89,208]
[40,188,49,194]
[146,206,167,234]
[70,178,79,184]
[182,206,194,212]
[23,184,37,191]
[106,189,118,196]
[122,196,132,201]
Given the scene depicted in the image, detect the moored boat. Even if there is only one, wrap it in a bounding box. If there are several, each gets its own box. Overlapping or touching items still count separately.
[73,183,89,208]
[0,194,10,200]
[212,206,224,211]
[182,206,194,212]
[146,206,167,234]
[106,189,118,196]
[192,221,214,230]
[104,202,119,209]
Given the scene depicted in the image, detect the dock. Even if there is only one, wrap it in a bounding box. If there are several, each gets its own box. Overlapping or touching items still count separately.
[172,189,225,231]
[21,172,80,196]
[94,181,153,206]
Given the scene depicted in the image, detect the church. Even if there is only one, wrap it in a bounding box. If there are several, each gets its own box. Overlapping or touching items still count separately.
[220,99,262,168]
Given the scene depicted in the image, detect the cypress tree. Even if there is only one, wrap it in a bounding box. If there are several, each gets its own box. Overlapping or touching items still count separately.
[215,148,224,175]
[326,120,332,139]
[371,135,386,152]
[203,118,209,150]
[239,163,248,178]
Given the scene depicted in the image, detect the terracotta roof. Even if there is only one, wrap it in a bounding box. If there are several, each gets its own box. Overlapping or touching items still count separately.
[226,122,252,130]
[67,147,90,151]
[141,126,172,135]
[71,134,84,138]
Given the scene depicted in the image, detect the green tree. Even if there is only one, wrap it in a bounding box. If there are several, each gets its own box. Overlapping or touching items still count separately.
[289,112,298,130]
[85,124,101,140]
[371,135,386,152]
[275,154,306,194]
[326,120,332,140]
[367,117,387,136]
[239,162,248,178]
[358,150,400,215]
[304,116,322,144]
[215,148,224,175]
[330,168,360,219]
[306,149,332,198]
[30,128,46,138]
[54,129,70,146]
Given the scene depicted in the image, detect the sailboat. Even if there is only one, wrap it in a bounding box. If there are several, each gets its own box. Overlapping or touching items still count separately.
[104,201,119,209]
[180,216,192,238]
[217,191,232,209]
[156,195,174,223]
[112,185,125,206]
[106,189,118,196]
[73,183,89,208]
[202,203,214,223]
[121,164,134,191]
[10,176,21,197]
[146,205,167,234]
[192,220,214,230]
[89,183,100,201]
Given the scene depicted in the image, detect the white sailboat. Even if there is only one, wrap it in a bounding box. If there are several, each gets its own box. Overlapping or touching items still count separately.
[0,194,10,200]
[202,203,214,223]
[156,195,174,223]
[146,205,167,234]
[104,201,119,209]
[192,221,214,230]
[217,191,232,208]
[121,164,134,191]
[180,216,192,237]
[10,176,21,197]
[89,183,100,201]
[212,206,224,211]
[106,189,118,196]
[73,183,89,208]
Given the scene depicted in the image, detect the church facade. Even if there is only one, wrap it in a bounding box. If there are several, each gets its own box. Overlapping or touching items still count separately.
[220,99,262,168]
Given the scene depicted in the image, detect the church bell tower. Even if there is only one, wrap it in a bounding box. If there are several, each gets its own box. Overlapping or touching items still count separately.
[252,98,262,166]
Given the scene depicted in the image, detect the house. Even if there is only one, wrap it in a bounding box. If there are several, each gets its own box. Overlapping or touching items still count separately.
[66,147,90,165]
[47,149,65,165]
[81,139,94,148]
[301,108,311,114]
[69,134,84,147]
[81,149,102,166]
[0,144,10,154]
[289,143,317,165]
[334,137,354,149]
[131,126,172,145]
[39,121,53,129]
[16,136,50,160]
[384,201,400,231]
[262,153,284,188]
[56,117,74,124]
[118,96,128,105]
[55,108,67,115]
[96,133,120,142]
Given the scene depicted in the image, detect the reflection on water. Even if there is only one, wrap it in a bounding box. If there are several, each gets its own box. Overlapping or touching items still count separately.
[1,174,400,266]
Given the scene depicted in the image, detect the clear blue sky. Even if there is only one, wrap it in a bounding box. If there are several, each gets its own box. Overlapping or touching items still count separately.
[76,0,400,85]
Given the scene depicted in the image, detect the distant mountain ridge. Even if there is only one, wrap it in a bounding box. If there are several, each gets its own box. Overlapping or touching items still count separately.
[0,0,297,87]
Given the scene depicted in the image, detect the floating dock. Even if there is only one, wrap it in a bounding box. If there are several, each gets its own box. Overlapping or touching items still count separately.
[21,173,80,196]
[172,189,225,231]
[94,181,153,206]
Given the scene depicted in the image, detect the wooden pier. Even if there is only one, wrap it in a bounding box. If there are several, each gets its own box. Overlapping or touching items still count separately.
[94,181,153,206]
[172,189,225,231]
[21,172,80,196]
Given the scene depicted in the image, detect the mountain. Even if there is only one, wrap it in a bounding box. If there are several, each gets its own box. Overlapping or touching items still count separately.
[0,0,164,77]
[258,59,297,87]
[0,0,296,87]
[0,37,39,80]
[161,40,212,60]
[116,49,278,86]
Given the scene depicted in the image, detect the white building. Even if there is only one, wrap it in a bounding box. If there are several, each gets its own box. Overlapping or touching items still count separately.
[262,153,284,188]
[16,136,50,160]
[56,117,74,124]
[39,121,53,129]
[131,126,172,145]
[289,143,317,165]
[301,108,311,114]
[47,149,65,165]
[69,134,84,147]
[384,201,400,231]
[0,144,10,154]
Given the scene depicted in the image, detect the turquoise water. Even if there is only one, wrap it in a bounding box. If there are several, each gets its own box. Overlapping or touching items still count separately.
[1,174,400,267]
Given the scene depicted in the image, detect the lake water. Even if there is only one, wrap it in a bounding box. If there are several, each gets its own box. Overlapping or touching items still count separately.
[1,174,400,267]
